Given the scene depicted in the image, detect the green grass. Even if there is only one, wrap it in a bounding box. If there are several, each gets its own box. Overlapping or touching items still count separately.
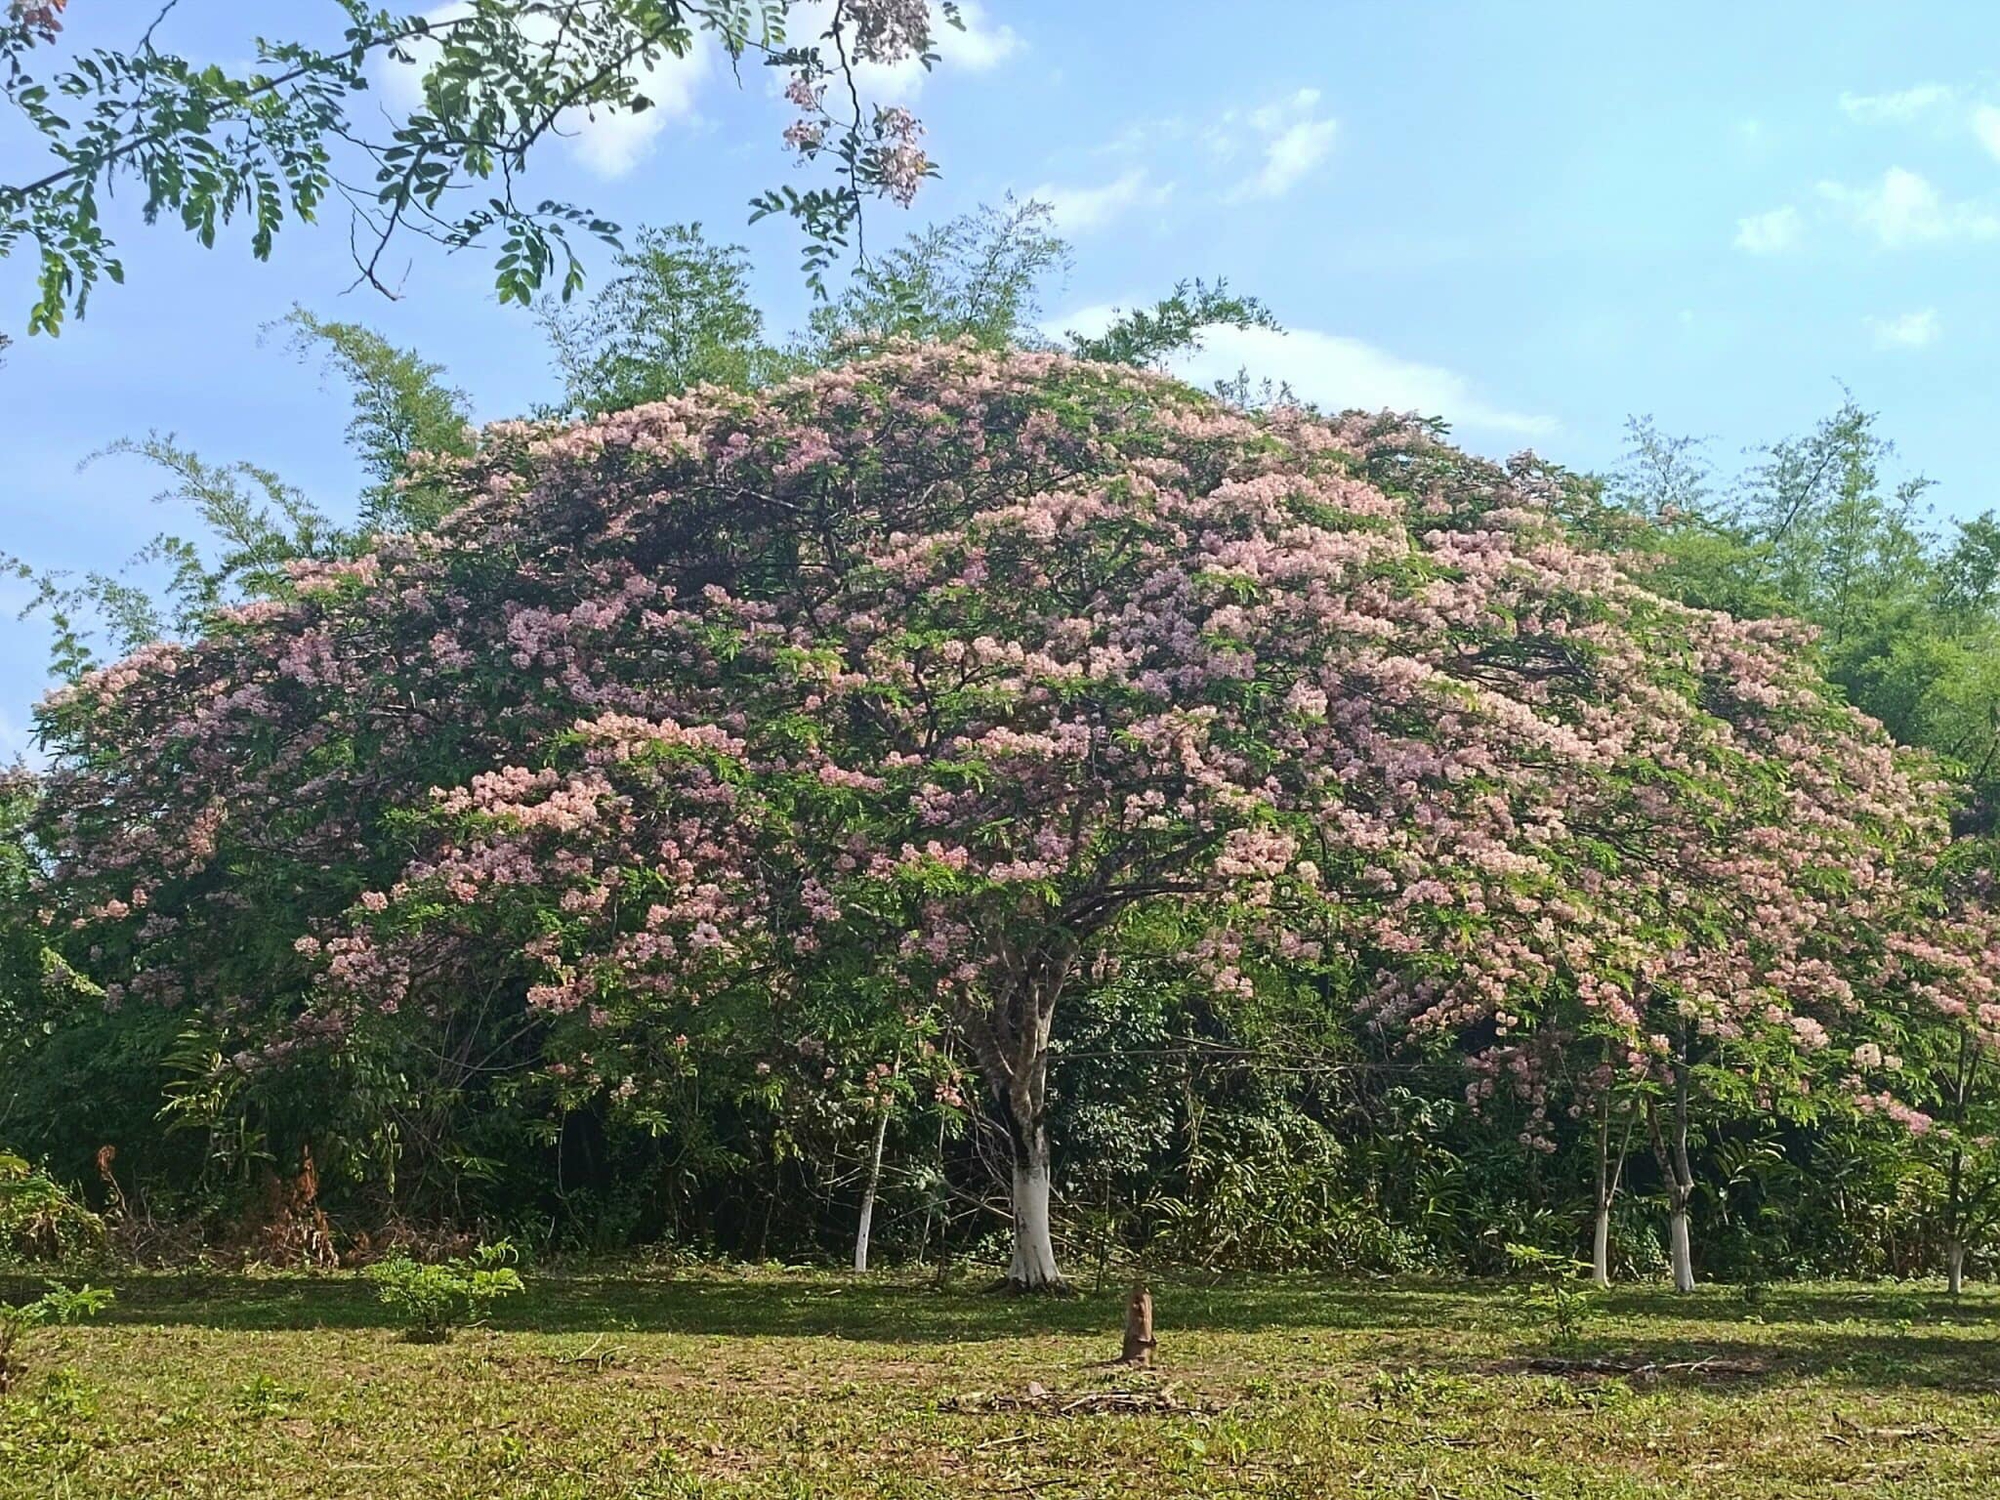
[4,1266,2000,1497]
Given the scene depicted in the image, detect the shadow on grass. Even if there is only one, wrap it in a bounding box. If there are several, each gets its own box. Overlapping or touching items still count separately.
[1463,1328,2000,1395]
[5,1270,1996,1389]
[5,1270,1480,1341]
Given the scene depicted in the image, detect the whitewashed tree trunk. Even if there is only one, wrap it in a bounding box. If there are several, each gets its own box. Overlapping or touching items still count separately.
[852,1102,893,1273]
[1591,1092,1629,1292]
[963,960,1069,1291]
[1669,1208,1695,1294]
[1008,1155,1062,1290]
[1662,1052,1697,1294]
[1945,1118,1969,1298]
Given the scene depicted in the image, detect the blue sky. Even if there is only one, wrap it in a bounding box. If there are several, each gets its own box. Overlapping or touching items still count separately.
[4,1,2000,755]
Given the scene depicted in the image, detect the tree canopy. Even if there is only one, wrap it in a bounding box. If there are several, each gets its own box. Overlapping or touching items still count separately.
[22,345,1958,1286]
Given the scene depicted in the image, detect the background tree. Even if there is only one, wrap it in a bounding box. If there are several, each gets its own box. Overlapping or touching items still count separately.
[798,198,1070,362]
[5,311,474,678]
[1606,400,2000,804]
[277,308,477,532]
[4,436,341,679]
[1065,278,1280,370]
[541,224,795,415]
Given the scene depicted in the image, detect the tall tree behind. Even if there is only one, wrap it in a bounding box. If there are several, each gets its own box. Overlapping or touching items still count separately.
[277,309,476,533]
[799,199,1072,363]
[6,311,475,678]
[540,225,793,415]
[1609,401,2000,812]
[1066,278,1280,371]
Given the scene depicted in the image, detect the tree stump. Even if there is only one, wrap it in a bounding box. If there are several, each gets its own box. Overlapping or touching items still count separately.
[1119,1280,1156,1367]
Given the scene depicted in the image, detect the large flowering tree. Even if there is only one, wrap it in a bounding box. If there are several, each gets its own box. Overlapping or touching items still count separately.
[31,345,1942,1288]
[1457,613,1944,1290]
[1854,849,2000,1293]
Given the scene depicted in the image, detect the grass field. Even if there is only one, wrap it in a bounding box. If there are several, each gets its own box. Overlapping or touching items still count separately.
[4,1266,2000,1497]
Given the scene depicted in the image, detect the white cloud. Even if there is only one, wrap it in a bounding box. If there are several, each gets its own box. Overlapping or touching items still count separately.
[1867,308,1940,349]
[1975,104,2000,163]
[1093,115,1191,158]
[1839,84,1958,122]
[1735,205,1803,255]
[935,2,1022,71]
[1817,166,2000,247]
[566,46,712,178]
[1188,325,1552,437]
[1053,308,1552,439]
[1027,169,1172,234]
[1838,87,2000,168]
[376,3,711,179]
[1228,89,1337,200]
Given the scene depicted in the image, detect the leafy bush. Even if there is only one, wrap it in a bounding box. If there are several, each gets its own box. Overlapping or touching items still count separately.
[1151,1110,1428,1274]
[364,1241,524,1342]
[0,1154,102,1265]
[0,1284,116,1395]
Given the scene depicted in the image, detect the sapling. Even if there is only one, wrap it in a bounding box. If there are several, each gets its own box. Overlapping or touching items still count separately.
[364,1241,524,1343]
[1505,1243,1595,1350]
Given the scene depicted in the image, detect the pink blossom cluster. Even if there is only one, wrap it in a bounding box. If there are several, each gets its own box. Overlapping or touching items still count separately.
[872,106,929,208]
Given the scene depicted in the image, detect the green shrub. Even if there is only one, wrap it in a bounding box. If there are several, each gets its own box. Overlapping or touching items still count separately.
[0,1154,103,1265]
[364,1241,524,1342]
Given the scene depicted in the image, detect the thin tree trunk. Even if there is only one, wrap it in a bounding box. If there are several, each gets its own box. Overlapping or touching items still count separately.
[1591,1092,1628,1290]
[1944,1033,1972,1297]
[1669,1059,1696,1294]
[1646,1057,1698,1295]
[853,1100,893,1273]
[919,1102,947,1270]
[1947,1142,1965,1298]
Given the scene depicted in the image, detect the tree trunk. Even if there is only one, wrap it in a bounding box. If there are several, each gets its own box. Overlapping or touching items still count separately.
[1647,1054,1699,1295]
[1590,1092,1627,1291]
[1120,1281,1156,1366]
[853,1101,893,1273]
[962,950,1072,1292]
[1007,1136,1063,1290]
[1668,1054,1697,1294]
[1945,1107,1967,1298]
[1669,1203,1696,1294]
